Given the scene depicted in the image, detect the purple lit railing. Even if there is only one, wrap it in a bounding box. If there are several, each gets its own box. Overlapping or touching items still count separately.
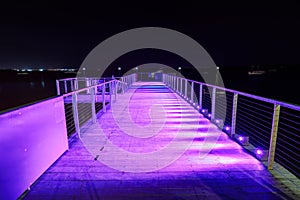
[56,77,115,95]
[0,97,69,200]
[0,73,136,199]
[61,74,136,137]
[163,73,300,178]
[56,75,136,96]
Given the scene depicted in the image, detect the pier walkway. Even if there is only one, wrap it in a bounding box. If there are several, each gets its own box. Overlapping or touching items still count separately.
[22,82,299,199]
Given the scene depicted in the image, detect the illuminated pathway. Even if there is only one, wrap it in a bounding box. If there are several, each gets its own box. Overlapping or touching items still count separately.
[23,82,299,199]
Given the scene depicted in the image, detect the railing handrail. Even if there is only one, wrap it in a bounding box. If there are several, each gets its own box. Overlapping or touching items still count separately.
[61,80,127,97]
[163,73,300,177]
[56,76,124,82]
[178,77,300,111]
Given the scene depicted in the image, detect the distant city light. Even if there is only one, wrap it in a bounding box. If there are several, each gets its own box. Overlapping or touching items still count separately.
[118,67,121,71]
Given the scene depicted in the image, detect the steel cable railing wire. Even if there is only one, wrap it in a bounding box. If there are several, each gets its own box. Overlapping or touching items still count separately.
[202,85,212,113]
[193,83,200,106]
[59,81,65,95]
[215,89,233,128]
[277,106,300,178]
[58,78,129,140]
[235,95,273,150]
[66,81,71,93]
[215,88,226,118]
[186,80,192,102]
[63,95,76,137]
[165,74,300,178]
[180,79,185,97]
[93,86,102,115]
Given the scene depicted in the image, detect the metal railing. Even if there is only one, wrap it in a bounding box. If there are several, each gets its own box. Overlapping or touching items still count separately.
[56,75,137,95]
[60,74,136,137]
[163,73,300,178]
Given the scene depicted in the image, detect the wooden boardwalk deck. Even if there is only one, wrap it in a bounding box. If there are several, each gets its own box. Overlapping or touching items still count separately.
[22,82,299,199]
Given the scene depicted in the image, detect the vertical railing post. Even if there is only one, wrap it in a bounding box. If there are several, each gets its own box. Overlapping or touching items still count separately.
[64,80,67,94]
[72,93,80,137]
[115,81,117,102]
[268,104,280,170]
[177,77,179,92]
[199,84,203,109]
[166,75,168,85]
[231,93,238,137]
[173,76,175,90]
[109,82,112,105]
[102,84,106,113]
[191,81,194,104]
[172,75,174,89]
[211,87,216,120]
[75,79,78,90]
[90,87,96,123]
[70,79,74,92]
[180,78,183,95]
[167,75,169,86]
[185,79,188,98]
[56,80,60,95]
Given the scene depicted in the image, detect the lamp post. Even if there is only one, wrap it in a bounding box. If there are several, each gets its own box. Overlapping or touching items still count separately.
[118,67,121,77]
[178,67,182,74]
[215,67,219,86]
[82,67,86,77]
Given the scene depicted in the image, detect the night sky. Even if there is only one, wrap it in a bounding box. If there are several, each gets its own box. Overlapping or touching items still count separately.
[0,1,299,69]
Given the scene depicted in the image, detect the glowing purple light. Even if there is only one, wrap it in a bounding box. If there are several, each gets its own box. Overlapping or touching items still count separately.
[197,105,200,109]
[238,136,244,142]
[225,126,230,131]
[201,109,205,113]
[215,119,220,123]
[208,113,211,117]
[256,149,263,156]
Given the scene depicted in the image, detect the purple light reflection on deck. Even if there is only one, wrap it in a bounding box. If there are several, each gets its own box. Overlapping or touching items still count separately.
[81,82,264,173]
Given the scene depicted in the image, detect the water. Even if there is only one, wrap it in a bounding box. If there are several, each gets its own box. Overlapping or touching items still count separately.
[0,67,299,113]
[0,71,76,112]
